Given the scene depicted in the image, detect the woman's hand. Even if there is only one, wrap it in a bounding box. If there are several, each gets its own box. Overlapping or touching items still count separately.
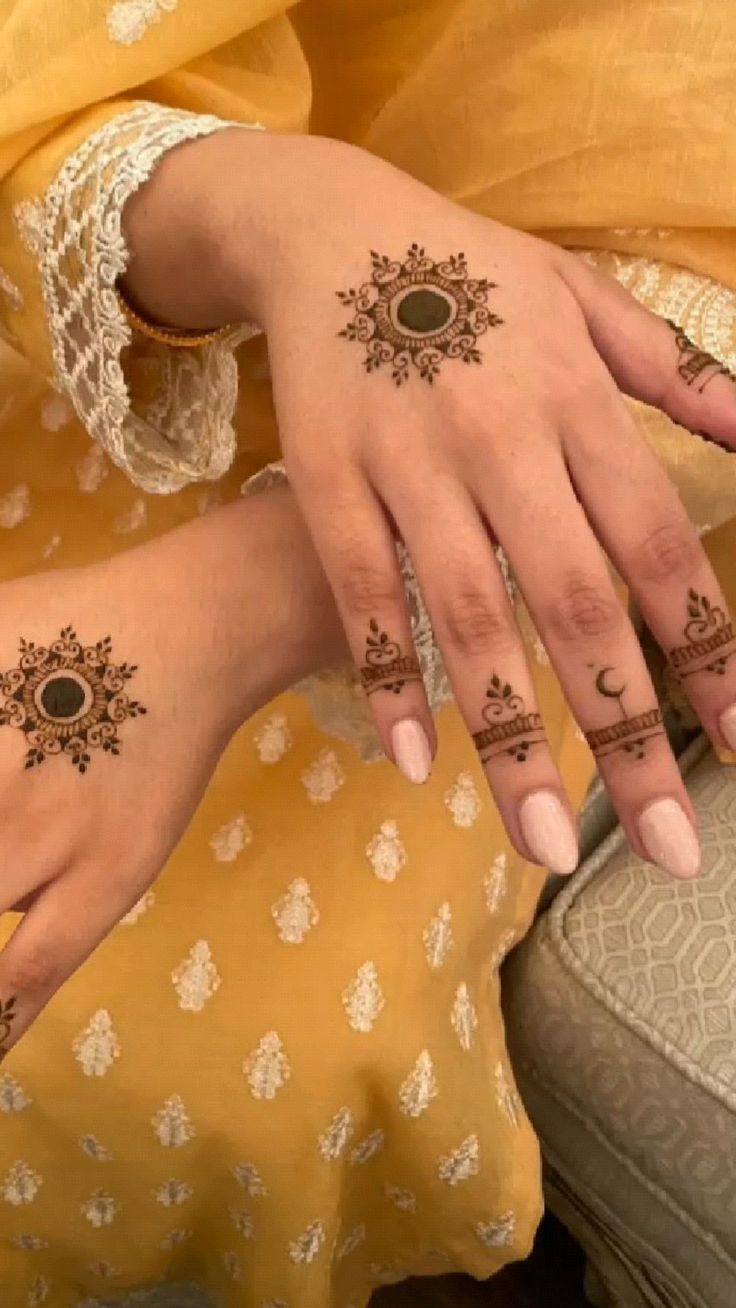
[0,486,344,1060]
[124,131,736,880]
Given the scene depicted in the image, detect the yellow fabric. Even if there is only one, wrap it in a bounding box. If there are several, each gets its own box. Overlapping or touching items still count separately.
[0,3,735,1306]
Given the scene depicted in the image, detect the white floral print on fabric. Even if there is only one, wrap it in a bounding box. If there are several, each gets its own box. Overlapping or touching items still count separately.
[318,1107,355,1161]
[229,1207,255,1239]
[398,1050,438,1119]
[494,1062,522,1128]
[231,1163,267,1197]
[81,1190,119,1228]
[75,443,109,493]
[171,940,221,1012]
[151,1095,196,1148]
[365,820,407,882]
[159,1228,192,1250]
[271,878,319,944]
[0,266,23,312]
[119,890,155,926]
[384,1183,416,1213]
[0,1073,32,1112]
[26,1276,50,1306]
[0,482,30,529]
[11,1235,48,1250]
[222,1251,242,1282]
[475,1212,516,1249]
[40,394,72,432]
[2,1161,42,1206]
[210,814,251,863]
[342,962,384,1033]
[13,198,44,257]
[243,1032,291,1101]
[422,901,453,970]
[488,927,517,973]
[87,1260,120,1280]
[73,1010,121,1077]
[483,853,508,915]
[301,748,346,803]
[444,772,482,828]
[438,1134,480,1187]
[154,1180,192,1207]
[42,534,62,561]
[451,983,478,1053]
[254,713,293,764]
[288,1219,325,1265]
[349,1130,385,1166]
[79,1135,113,1162]
[114,496,147,534]
[335,1224,365,1261]
[107,0,179,47]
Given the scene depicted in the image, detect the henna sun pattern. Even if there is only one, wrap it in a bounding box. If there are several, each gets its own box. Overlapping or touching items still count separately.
[337,245,502,385]
[0,626,146,774]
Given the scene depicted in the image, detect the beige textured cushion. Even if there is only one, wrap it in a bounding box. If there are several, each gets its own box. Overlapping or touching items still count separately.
[504,735,736,1308]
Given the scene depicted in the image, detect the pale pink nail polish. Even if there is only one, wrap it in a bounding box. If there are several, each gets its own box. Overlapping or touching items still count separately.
[518,790,579,875]
[390,718,432,785]
[638,798,700,880]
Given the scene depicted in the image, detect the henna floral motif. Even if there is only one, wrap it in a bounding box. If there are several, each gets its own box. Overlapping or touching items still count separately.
[0,626,146,773]
[668,590,736,679]
[472,674,546,763]
[337,245,502,385]
[0,995,18,1063]
[359,619,422,695]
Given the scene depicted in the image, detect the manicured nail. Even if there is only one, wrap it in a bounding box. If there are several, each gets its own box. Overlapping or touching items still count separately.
[390,718,432,785]
[518,790,579,875]
[719,704,736,751]
[638,798,700,880]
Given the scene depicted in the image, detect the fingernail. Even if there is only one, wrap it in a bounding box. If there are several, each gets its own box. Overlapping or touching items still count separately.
[719,703,736,751]
[390,718,432,785]
[638,797,700,880]
[519,790,579,875]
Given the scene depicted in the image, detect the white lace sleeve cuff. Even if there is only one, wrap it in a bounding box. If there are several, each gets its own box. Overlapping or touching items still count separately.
[36,102,261,493]
[243,462,454,759]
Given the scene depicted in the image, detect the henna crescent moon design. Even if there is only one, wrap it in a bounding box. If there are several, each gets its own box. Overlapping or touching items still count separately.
[595,667,626,700]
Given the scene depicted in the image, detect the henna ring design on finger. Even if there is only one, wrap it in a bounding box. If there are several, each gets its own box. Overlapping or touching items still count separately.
[359,619,422,695]
[667,319,735,393]
[584,666,663,761]
[0,995,18,1063]
[667,589,736,679]
[337,245,502,385]
[0,626,146,774]
[472,673,546,764]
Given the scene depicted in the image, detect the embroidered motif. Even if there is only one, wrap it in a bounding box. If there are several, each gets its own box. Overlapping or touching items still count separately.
[272,878,319,944]
[75,444,109,494]
[335,1224,366,1261]
[254,712,293,763]
[154,1180,192,1207]
[210,813,252,863]
[159,1228,192,1250]
[107,0,179,47]
[483,853,508,915]
[399,1050,438,1118]
[171,940,221,1012]
[222,1251,242,1282]
[0,1073,32,1112]
[119,890,155,926]
[13,198,44,258]
[288,1219,326,1264]
[438,1134,480,1187]
[11,1235,48,1250]
[40,395,72,432]
[73,1010,121,1077]
[79,1135,113,1162]
[366,819,407,882]
[114,497,147,534]
[243,1031,291,1101]
[342,962,385,1033]
[444,771,482,828]
[451,983,478,1052]
[87,1261,120,1280]
[0,266,23,312]
[349,1129,385,1166]
[231,1162,267,1197]
[230,1207,255,1239]
[42,535,62,561]
[0,483,30,529]
[301,748,346,803]
[384,1183,417,1213]
[488,927,517,973]
[151,1095,196,1147]
[2,1161,42,1206]
[423,901,454,970]
[318,1106,355,1161]
[494,1062,522,1127]
[475,1212,516,1249]
[26,1276,50,1306]
[81,1190,119,1227]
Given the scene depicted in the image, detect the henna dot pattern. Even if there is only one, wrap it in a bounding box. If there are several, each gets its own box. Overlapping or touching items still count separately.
[0,626,146,773]
[337,245,502,385]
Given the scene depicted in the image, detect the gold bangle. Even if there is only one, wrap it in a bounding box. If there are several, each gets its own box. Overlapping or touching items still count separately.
[116,287,234,349]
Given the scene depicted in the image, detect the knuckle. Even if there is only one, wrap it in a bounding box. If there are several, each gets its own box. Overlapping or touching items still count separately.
[9,943,58,995]
[546,573,623,643]
[339,562,401,620]
[441,588,516,657]
[634,520,700,585]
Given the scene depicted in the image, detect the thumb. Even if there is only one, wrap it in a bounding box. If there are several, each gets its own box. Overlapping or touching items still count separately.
[557,250,736,452]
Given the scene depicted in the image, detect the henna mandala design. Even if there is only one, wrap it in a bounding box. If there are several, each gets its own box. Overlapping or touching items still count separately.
[359,619,422,695]
[0,626,146,773]
[337,245,502,385]
[472,673,546,764]
[667,319,735,393]
[584,667,663,761]
[0,995,18,1063]
[668,589,736,679]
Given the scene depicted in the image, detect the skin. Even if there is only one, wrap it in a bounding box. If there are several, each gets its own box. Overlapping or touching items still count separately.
[0,486,345,1058]
[123,129,736,873]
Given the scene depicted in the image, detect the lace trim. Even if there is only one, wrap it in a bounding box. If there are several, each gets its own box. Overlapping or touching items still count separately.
[35,102,261,493]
